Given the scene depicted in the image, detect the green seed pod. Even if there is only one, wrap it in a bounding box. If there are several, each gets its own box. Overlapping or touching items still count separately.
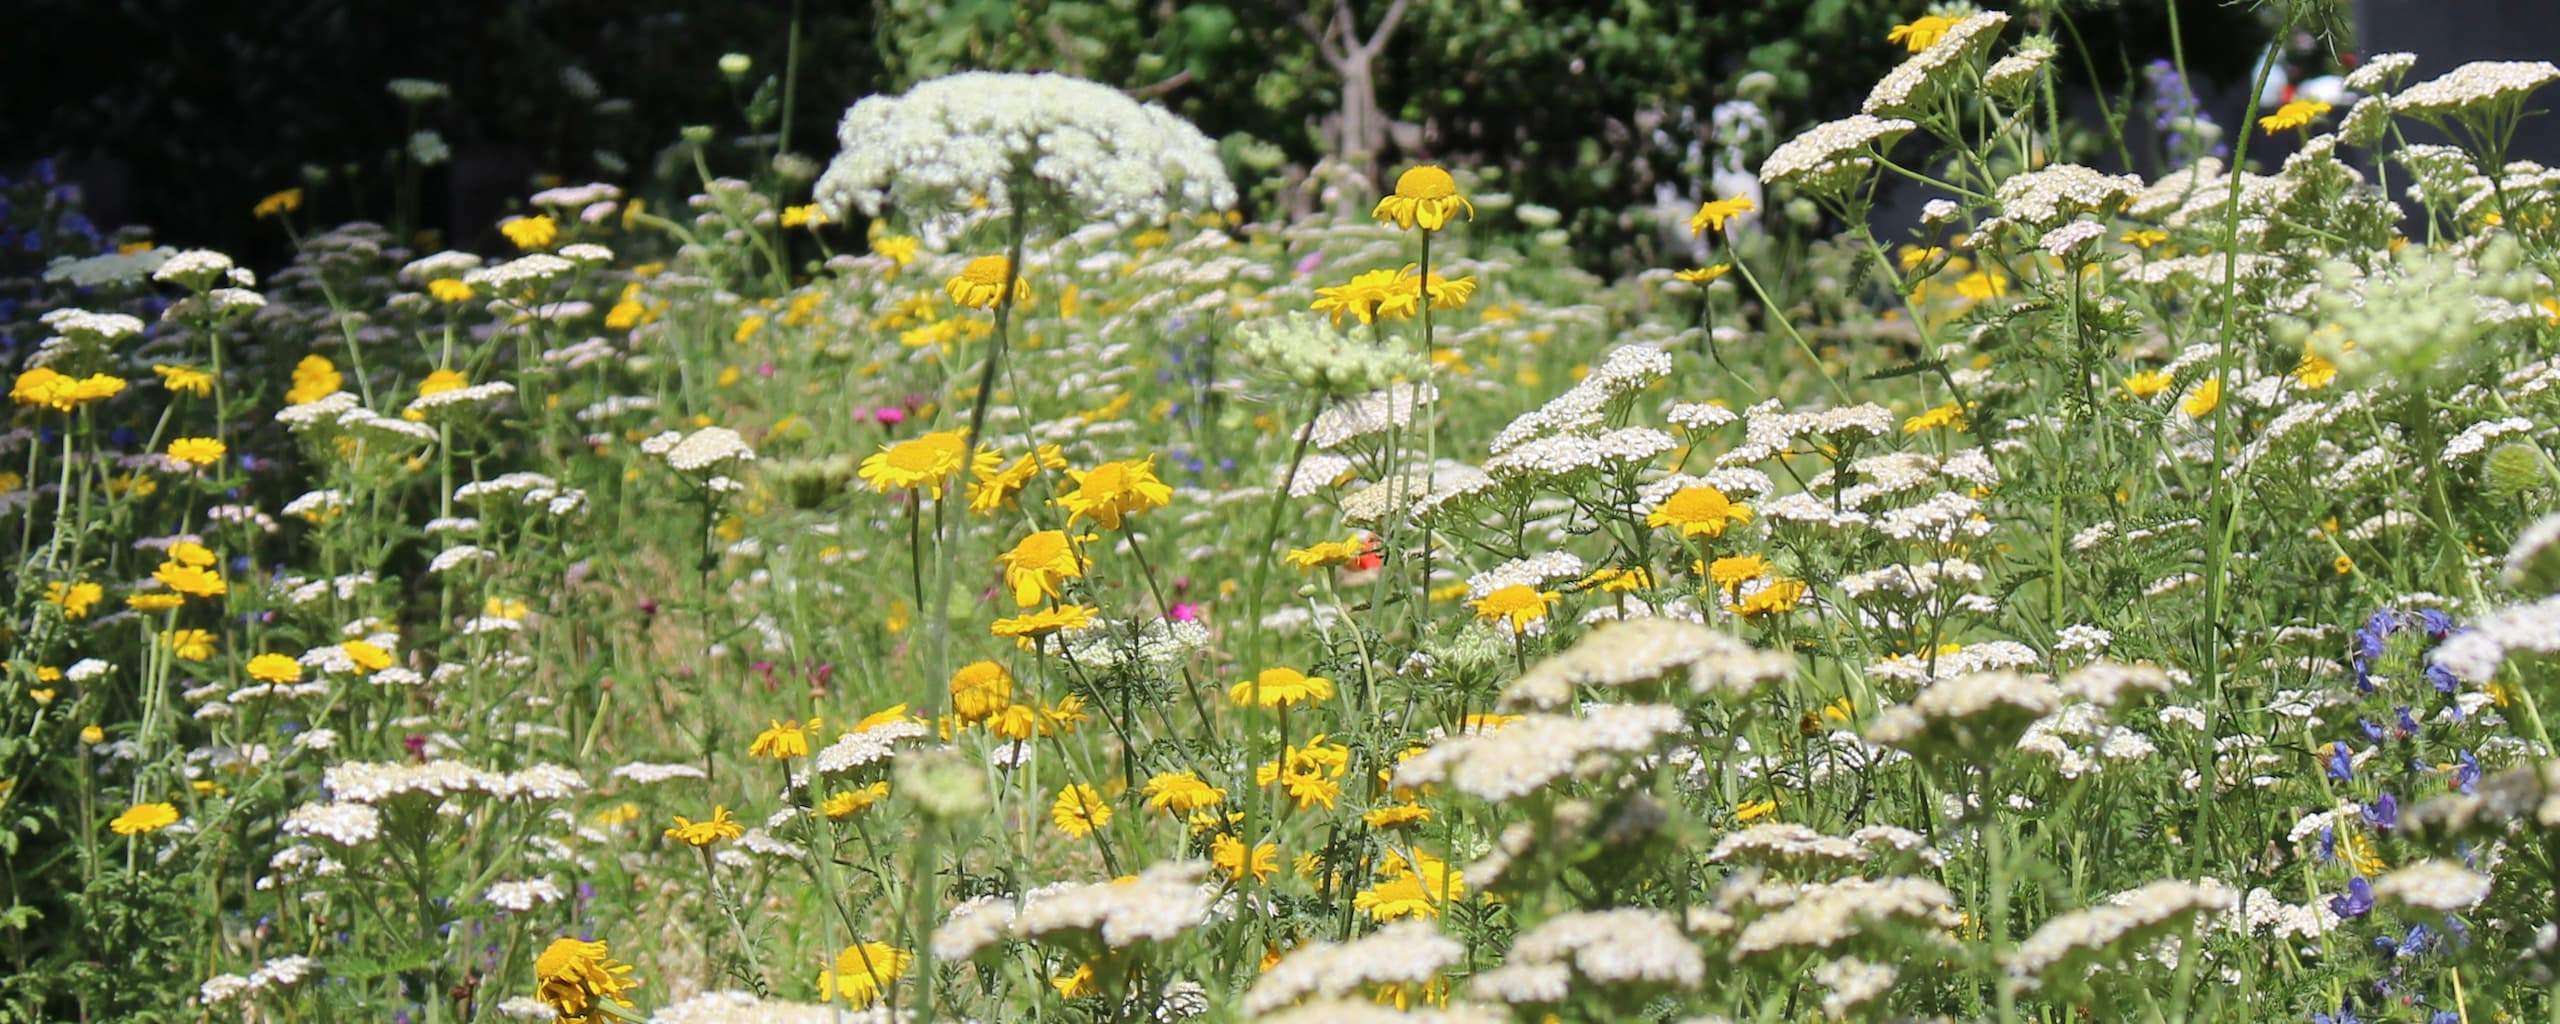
[2483,442,2548,498]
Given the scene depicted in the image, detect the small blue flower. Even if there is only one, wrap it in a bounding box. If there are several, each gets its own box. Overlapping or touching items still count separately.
[2456,750,2481,794]
[2396,705,2420,737]
[2327,741,2356,783]
[2330,876,2374,918]
[2364,793,2399,830]
[2425,664,2458,693]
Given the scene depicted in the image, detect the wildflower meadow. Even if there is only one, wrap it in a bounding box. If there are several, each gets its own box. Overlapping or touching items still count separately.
[9,4,2560,1023]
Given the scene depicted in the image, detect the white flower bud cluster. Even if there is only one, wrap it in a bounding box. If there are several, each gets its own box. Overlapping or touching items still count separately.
[1759,115,1916,194]
[1864,13,2011,116]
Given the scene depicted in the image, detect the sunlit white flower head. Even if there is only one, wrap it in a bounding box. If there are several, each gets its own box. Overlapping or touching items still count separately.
[816,71,1236,233]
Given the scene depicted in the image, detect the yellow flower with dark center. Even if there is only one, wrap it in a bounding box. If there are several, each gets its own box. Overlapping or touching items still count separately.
[2180,378,2222,418]
[428,278,475,304]
[1284,536,1366,572]
[1902,403,1965,434]
[1726,578,1809,618]
[995,529,1088,607]
[1373,165,1474,231]
[822,781,891,818]
[154,562,227,599]
[991,604,1096,647]
[2335,555,2356,575]
[245,653,303,684]
[818,942,911,1005]
[663,805,744,847]
[153,364,214,396]
[501,215,558,251]
[949,661,1014,723]
[109,802,180,835]
[1674,265,1732,284]
[1363,802,1432,829]
[1688,194,1755,236]
[341,640,394,674]
[10,368,126,412]
[163,629,216,660]
[1707,554,1775,593]
[858,429,971,498]
[253,188,303,219]
[2258,99,2333,135]
[286,355,343,405]
[1055,458,1172,530]
[166,437,226,467]
[1310,267,1407,326]
[1050,783,1112,838]
[42,581,102,619]
[750,718,816,759]
[1143,771,1226,815]
[1647,484,1753,539]
[2123,369,2174,398]
[1229,666,1334,708]
[946,255,1030,309]
[1214,834,1281,883]
[1470,584,1559,633]
[534,937,641,1024]
[1887,14,1954,51]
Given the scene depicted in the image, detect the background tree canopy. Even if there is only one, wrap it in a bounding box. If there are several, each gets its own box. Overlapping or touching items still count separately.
[2,0,2263,266]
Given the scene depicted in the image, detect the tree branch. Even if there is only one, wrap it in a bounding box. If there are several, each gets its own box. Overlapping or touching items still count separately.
[1358,0,1412,58]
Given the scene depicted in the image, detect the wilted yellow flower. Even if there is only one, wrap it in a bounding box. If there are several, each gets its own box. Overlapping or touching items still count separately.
[1373,165,1474,231]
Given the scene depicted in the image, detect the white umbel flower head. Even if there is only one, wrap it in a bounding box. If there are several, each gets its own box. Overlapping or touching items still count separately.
[816,71,1236,232]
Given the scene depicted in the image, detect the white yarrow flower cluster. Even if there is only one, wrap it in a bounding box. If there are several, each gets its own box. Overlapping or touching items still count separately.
[816,71,1236,232]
